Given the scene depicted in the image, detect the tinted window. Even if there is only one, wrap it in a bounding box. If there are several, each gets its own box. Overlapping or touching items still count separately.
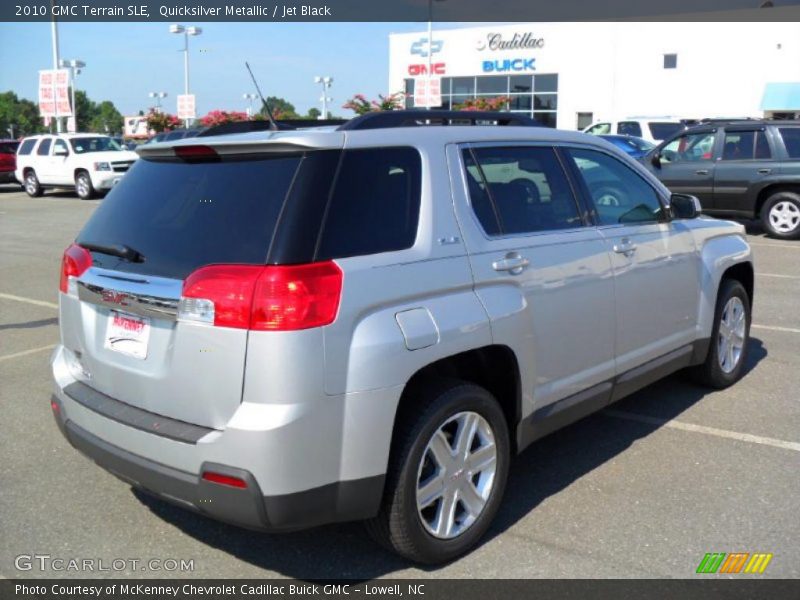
[586,123,611,135]
[660,132,715,163]
[317,147,421,259]
[465,146,582,235]
[649,122,684,140]
[37,138,52,156]
[721,130,771,160]
[53,139,69,154]
[664,54,678,69]
[476,77,507,94]
[0,141,19,154]
[617,121,643,137]
[77,155,303,279]
[778,127,800,158]
[70,136,122,153]
[17,139,36,155]
[568,148,664,225]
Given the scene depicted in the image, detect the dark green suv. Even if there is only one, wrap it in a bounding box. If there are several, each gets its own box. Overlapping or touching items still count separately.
[644,120,800,239]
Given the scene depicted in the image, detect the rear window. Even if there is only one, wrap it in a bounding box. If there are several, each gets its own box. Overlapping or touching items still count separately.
[648,122,684,140]
[77,155,304,279]
[0,141,19,154]
[778,127,800,158]
[17,139,36,155]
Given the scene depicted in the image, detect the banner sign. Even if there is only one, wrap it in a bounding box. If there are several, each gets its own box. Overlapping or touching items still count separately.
[38,69,72,118]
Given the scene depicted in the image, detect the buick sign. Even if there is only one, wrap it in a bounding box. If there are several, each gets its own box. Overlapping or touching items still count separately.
[482,58,536,73]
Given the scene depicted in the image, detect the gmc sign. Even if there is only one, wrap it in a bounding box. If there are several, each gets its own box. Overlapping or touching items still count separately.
[408,63,446,76]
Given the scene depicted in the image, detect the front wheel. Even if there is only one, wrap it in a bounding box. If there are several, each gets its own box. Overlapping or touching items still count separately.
[75,171,96,200]
[365,380,510,564]
[690,279,751,389]
[761,191,800,239]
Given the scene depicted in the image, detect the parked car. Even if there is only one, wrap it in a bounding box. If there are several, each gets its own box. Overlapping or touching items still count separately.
[644,120,800,239]
[597,134,655,159]
[15,134,138,199]
[584,117,686,143]
[51,110,753,564]
[0,139,20,185]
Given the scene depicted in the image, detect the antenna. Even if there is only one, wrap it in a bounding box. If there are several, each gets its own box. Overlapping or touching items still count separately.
[245,61,278,131]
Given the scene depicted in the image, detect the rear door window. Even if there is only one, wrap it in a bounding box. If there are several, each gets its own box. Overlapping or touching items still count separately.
[316,147,421,259]
[778,127,800,158]
[617,121,643,137]
[17,139,36,155]
[721,130,771,160]
[37,138,52,156]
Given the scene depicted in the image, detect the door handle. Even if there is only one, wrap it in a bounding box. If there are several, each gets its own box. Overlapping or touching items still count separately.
[758,168,771,175]
[492,252,530,275]
[695,169,709,175]
[613,239,638,257]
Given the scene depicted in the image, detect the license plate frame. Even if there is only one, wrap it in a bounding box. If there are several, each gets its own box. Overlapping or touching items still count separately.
[104,310,151,359]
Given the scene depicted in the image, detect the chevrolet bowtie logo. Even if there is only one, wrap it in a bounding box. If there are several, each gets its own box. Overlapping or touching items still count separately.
[410,38,444,58]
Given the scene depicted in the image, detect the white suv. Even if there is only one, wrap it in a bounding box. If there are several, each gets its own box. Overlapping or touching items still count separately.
[583,118,686,143]
[16,134,138,199]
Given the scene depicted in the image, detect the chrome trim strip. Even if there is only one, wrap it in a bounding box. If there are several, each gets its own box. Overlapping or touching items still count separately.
[77,267,181,320]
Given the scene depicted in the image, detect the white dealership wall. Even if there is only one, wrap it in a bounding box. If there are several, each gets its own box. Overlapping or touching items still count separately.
[389,22,800,129]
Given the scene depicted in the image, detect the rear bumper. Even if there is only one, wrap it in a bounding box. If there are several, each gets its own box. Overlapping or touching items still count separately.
[0,170,18,184]
[51,394,384,531]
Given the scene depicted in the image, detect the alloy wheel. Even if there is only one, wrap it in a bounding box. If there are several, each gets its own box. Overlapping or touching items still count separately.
[768,201,800,234]
[717,296,746,373]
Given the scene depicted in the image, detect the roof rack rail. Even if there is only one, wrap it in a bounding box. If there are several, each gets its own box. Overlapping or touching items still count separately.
[338,110,541,131]
[197,118,348,137]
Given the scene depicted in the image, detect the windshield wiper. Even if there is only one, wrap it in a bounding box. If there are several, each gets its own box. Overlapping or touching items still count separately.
[81,242,145,263]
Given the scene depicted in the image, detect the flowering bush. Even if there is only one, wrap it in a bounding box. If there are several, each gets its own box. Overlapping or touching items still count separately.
[343,93,404,115]
[199,110,250,127]
[145,110,182,133]
[454,96,511,112]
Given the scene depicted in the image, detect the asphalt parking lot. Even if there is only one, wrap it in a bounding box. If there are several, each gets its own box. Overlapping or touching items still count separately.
[0,183,798,580]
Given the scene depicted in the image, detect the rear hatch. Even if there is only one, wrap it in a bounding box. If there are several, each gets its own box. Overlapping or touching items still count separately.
[59,142,338,429]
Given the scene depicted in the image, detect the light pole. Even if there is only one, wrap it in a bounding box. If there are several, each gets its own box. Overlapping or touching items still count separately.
[170,24,202,125]
[314,76,333,120]
[426,0,446,109]
[59,58,85,132]
[149,91,168,112]
[243,93,258,117]
[50,2,62,132]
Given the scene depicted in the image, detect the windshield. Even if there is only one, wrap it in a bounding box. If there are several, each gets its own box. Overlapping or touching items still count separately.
[69,137,123,154]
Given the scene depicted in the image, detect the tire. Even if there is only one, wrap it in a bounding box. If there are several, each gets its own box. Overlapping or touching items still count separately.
[690,279,751,389]
[761,191,800,240]
[365,379,510,564]
[75,170,96,200]
[24,170,43,197]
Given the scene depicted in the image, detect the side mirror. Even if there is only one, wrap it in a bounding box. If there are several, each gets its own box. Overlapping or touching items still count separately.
[54,147,68,157]
[650,152,661,168]
[670,193,702,219]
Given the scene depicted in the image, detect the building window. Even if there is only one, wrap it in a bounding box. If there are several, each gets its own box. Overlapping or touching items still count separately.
[663,54,677,69]
[576,112,593,130]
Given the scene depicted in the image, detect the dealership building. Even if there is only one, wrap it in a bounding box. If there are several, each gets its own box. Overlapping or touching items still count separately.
[389,22,800,129]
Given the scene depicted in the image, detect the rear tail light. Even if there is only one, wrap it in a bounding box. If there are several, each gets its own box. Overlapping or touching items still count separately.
[201,471,248,489]
[174,145,219,161]
[59,243,93,294]
[179,261,343,331]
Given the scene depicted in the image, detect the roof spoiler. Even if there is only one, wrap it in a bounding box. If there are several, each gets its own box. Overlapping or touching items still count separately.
[197,119,348,137]
[338,110,541,131]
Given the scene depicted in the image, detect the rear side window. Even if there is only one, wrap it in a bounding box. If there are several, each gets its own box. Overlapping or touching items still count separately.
[617,121,642,137]
[316,147,421,259]
[778,127,800,158]
[37,138,52,156]
[17,139,36,155]
[464,146,582,235]
[77,155,304,279]
[648,122,684,140]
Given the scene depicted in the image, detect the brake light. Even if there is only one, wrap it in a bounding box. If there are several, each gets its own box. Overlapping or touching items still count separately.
[179,261,342,331]
[201,471,248,489]
[59,243,93,294]
[174,145,219,161]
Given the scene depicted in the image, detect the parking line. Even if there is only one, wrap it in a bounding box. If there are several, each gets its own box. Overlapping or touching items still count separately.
[604,410,800,452]
[749,242,800,250]
[0,344,56,363]
[0,292,58,310]
[752,324,800,334]
[756,272,800,280]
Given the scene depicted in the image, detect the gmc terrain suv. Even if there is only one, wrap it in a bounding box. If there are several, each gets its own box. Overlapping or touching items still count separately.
[51,111,754,564]
[644,120,800,239]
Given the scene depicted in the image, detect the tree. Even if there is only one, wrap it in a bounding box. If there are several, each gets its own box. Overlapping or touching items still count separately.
[454,96,511,112]
[260,96,299,120]
[0,91,45,137]
[199,110,249,127]
[342,93,404,116]
[306,107,321,120]
[73,90,124,134]
[145,109,181,133]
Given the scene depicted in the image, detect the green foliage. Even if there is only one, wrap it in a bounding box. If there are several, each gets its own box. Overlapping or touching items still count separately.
[73,91,123,134]
[260,96,300,120]
[306,107,322,120]
[0,91,45,137]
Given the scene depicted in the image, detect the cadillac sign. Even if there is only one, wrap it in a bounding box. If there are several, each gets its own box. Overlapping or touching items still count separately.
[477,32,545,52]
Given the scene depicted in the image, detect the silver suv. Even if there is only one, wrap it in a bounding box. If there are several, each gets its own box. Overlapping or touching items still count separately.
[51,111,754,564]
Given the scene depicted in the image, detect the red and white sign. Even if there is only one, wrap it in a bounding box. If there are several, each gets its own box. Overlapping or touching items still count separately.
[408,63,446,76]
[414,77,442,108]
[177,94,196,120]
[38,69,72,118]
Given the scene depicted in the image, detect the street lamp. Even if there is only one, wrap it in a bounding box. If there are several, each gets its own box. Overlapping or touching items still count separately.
[425,0,446,109]
[314,76,333,120]
[170,24,202,125]
[59,58,85,132]
[243,93,258,117]
[149,91,168,112]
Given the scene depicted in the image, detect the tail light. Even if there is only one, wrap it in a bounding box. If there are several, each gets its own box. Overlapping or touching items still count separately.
[179,261,343,331]
[59,243,93,294]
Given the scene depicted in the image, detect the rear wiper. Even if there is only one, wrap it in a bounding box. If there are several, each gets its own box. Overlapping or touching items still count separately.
[81,242,145,263]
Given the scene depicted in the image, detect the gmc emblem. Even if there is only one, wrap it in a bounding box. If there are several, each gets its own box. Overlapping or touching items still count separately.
[408,63,446,76]
[101,290,131,307]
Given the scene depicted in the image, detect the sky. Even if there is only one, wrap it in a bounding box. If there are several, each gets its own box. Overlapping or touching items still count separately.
[0,21,439,117]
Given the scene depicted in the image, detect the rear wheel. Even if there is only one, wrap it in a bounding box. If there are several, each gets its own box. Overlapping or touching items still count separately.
[690,279,751,389]
[24,170,43,197]
[761,191,800,239]
[75,170,95,200]
[366,380,510,564]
